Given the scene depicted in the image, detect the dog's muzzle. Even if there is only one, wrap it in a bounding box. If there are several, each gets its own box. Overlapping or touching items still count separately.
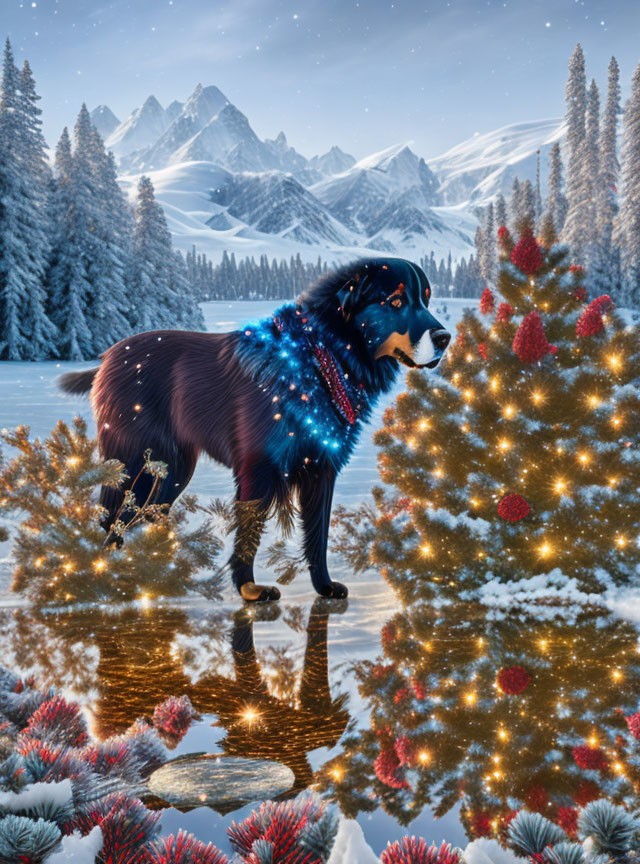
[394,328,451,369]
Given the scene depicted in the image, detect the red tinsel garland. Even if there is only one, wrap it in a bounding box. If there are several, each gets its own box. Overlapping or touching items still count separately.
[513,311,557,363]
[511,230,543,274]
[572,745,608,771]
[626,712,640,740]
[479,287,494,315]
[496,302,513,323]
[557,806,579,837]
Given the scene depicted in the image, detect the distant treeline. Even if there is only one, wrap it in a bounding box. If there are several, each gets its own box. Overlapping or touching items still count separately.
[186,248,484,301]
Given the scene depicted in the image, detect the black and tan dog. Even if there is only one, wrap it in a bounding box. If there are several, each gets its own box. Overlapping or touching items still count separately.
[60,258,450,601]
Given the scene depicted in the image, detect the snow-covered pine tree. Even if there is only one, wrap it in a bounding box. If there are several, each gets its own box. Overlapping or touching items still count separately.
[518,180,536,228]
[47,125,94,360]
[583,78,601,276]
[545,141,568,235]
[534,149,542,228]
[16,60,57,360]
[509,177,521,227]
[131,176,178,330]
[0,41,56,360]
[495,193,508,230]
[83,118,132,351]
[563,43,588,260]
[617,62,640,308]
[480,203,496,285]
[169,250,205,331]
[593,57,622,302]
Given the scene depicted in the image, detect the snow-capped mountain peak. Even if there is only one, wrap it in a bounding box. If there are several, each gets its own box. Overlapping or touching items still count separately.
[428,117,565,205]
[181,83,229,126]
[90,105,120,140]
[106,95,169,157]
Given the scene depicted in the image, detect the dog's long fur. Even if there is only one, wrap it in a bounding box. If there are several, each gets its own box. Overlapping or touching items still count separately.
[59,257,448,601]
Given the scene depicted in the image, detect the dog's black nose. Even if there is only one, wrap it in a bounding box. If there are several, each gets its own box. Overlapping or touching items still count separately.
[431,329,451,352]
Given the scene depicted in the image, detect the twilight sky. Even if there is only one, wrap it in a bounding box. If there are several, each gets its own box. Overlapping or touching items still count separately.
[6,0,640,161]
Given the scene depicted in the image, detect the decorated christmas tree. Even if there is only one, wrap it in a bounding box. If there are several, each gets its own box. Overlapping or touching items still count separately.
[0,418,224,604]
[341,221,640,601]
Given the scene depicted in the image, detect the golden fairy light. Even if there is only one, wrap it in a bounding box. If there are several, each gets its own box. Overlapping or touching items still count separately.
[240,706,261,726]
[133,404,142,412]
[588,394,601,409]
[464,692,477,706]
[554,478,568,495]
[490,376,500,391]
[497,728,509,741]
[498,438,512,451]
[65,456,80,467]
[611,669,623,682]
[531,389,545,404]
[331,766,343,781]
[611,414,623,428]
[92,559,106,572]
[538,541,553,558]
[606,353,623,371]
[463,388,474,402]
[577,451,591,465]
[418,419,430,431]
[418,750,431,764]
[615,535,627,549]
[420,543,433,557]
[502,404,517,419]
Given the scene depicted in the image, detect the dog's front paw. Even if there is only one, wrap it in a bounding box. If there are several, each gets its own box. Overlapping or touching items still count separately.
[318,581,349,599]
[240,583,281,603]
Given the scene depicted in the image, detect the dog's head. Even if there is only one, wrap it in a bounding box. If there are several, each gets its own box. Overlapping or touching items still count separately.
[336,258,450,369]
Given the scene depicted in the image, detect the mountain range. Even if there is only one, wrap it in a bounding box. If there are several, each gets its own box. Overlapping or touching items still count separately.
[91,85,565,265]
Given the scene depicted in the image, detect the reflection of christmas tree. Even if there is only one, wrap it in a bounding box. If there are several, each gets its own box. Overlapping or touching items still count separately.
[319,602,640,841]
[337,222,640,602]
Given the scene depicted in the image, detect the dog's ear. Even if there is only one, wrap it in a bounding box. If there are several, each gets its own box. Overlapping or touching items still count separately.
[337,270,369,321]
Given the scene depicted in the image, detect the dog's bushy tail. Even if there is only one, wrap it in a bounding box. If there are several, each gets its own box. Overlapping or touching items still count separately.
[58,368,99,395]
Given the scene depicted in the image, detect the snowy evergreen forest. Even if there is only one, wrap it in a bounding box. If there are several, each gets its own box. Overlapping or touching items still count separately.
[475,47,640,310]
[0,39,203,362]
[186,248,484,301]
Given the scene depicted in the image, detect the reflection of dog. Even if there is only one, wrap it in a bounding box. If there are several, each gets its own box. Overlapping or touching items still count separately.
[59,258,449,601]
[66,600,348,806]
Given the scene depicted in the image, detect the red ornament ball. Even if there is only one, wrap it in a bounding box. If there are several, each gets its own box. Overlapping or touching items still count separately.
[572,745,608,771]
[496,302,513,323]
[511,230,543,274]
[497,666,531,695]
[479,287,495,315]
[498,225,510,243]
[626,712,640,740]
[497,494,530,522]
[513,311,557,363]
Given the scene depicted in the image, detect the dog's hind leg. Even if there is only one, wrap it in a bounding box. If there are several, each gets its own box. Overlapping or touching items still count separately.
[299,469,348,599]
[229,461,281,603]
